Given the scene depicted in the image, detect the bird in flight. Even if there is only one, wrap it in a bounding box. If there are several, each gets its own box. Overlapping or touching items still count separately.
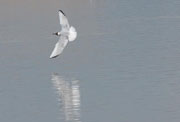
[50,10,77,59]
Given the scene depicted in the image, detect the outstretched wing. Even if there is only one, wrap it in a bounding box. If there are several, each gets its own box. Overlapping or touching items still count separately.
[59,10,70,31]
[50,36,68,59]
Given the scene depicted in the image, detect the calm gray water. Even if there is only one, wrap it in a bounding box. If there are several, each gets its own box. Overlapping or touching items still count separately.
[1,0,180,122]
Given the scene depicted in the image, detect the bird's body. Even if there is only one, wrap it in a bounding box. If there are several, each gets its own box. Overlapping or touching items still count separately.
[50,10,77,59]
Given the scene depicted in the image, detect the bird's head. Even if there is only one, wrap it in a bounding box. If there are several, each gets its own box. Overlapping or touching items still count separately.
[52,32,61,36]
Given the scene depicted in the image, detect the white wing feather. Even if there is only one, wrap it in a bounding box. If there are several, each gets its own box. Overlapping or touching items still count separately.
[59,10,70,31]
[50,36,68,58]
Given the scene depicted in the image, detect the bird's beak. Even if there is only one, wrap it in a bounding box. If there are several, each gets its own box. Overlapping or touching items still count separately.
[52,33,56,35]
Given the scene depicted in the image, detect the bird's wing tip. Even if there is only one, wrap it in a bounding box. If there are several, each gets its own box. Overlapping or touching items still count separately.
[50,55,59,59]
[59,10,66,16]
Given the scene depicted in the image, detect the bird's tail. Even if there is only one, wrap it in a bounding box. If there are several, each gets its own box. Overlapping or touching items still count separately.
[68,26,77,42]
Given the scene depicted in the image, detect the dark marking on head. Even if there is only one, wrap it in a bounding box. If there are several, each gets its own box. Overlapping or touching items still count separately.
[59,10,66,16]
[55,32,59,36]
[53,32,59,36]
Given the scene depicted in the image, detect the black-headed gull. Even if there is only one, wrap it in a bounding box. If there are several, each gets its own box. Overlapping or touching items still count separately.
[50,10,77,59]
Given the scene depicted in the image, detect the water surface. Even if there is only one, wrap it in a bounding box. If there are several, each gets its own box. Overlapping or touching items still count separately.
[0,0,180,122]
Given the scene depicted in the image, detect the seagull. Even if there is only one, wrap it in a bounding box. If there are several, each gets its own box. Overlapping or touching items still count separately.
[50,10,77,59]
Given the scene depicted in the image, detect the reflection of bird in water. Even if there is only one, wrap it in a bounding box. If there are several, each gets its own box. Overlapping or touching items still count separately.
[51,73,81,122]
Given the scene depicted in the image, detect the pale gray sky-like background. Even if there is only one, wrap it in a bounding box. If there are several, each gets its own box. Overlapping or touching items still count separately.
[1,0,180,122]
